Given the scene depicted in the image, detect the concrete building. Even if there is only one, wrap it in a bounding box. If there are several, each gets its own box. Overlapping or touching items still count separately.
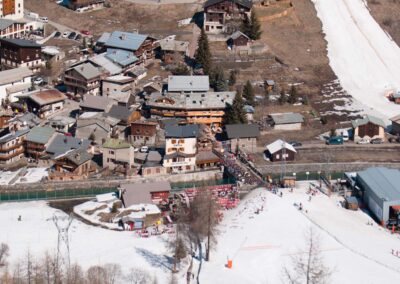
[49,148,93,181]
[225,123,260,153]
[268,112,304,131]
[356,167,400,225]
[0,66,33,103]
[64,62,102,96]
[130,120,158,146]
[102,75,135,106]
[0,0,24,20]
[163,124,198,173]
[352,115,386,142]
[102,138,135,170]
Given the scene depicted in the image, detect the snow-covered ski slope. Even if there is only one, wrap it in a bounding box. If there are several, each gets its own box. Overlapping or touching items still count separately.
[312,0,400,122]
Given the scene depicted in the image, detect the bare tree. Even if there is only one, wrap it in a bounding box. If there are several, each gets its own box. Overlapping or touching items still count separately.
[283,228,332,284]
[87,265,107,284]
[125,267,152,284]
[0,243,10,267]
[104,263,122,284]
[65,263,85,284]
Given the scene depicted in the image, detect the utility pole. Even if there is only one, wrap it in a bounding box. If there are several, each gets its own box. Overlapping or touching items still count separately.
[53,214,73,269]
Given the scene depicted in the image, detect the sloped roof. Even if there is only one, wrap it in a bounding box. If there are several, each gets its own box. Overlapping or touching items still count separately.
[159,38,189,52]
[168,75,209,92]
[351,115,386,128]
[390,114,400,124]
[9,113,41,128]
[120,181,171,207]
[225,124,260,139]
[204,0,252,9]
[105,105,133,121]
[26,126,55,144]
[0,38,41,48]
[0,129,29,144]
[357,167,400,202]
[266,139,296,154]
[0,19,17,30]
[59,148,93,166]
[46,134,90,158]
[105,48,138,67]
[269,112,304,125]
[165,124,199,138]
[105,31,147,51]
[97,32,111,44]
[88,53,122,76]
[71,63,102,80]
[0,67,33,85]
[229,30,250,41]
[24,89,67,106]
[80,95,116,111]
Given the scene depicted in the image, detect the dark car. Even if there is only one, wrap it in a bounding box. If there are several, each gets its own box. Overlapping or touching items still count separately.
[54,31,61,38]
[68,32,76,39]
[289,141,302,147]
[75,34,82,41]
[370,138,383,144]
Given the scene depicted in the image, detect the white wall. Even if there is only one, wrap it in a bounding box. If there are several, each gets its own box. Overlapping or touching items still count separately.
[0,0,24,20]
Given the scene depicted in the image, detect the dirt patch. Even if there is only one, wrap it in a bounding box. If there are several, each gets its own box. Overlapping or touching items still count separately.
[25,0,200,38]
[367,0,400,46]
[49,198,91,214]
[98,211,119,223]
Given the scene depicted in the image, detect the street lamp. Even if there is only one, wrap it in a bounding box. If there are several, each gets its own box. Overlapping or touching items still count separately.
[318,171,322,187]
[306,171,309,181]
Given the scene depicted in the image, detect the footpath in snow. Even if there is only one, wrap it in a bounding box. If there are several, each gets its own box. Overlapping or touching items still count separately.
[312,0,400,122]
[199,182,400,284]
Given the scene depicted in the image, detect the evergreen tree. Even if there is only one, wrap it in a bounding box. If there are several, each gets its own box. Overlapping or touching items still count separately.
[243,80,255,106]
[228,70,237,86]
[172,64,190,75]
[210,66,228,92]
[224,91,247,124]
[288,85,298,104]
[195,29,212,75]
[242,10,262,40]
[249,10,262,40]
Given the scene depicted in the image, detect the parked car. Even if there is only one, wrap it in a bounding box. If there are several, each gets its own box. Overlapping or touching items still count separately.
[33,77,44,85]
[81,30,91,36]
[39,17,48,23]
[75,34,82,41]
[340,130,349,141]
[389,137,400,143]
[289,141,302,147]
[140,146,149,153]
[370,138,383,144]
[326,136,344,145]
[54,31,61,38]
[68,32,77,39]
[357,138,370,144]
[62,31,70,38]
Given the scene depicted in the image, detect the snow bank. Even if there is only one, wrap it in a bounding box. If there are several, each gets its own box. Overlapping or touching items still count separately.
[199,182,400,283]
[312,0,400,122]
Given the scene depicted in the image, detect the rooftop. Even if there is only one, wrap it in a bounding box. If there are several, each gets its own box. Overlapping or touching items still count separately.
[159,38,189,53]
[120,181,171,207]
[26,126,55,144]
[352,115,386,128]
[165,124,199,138]
[88,54,122,76]
[168,75,209,92]
[147,91,235,110]
[102,138,131,149]
[105,48,138,67]
[0,38,41,48]
[269,112,304,125]
[266,139,297,154]
[19,89,67,106]
[104,75,135,84]
[0,129,29,144]
[357,167,400,202]
[59,148,93,166]
[229,30,250,41]
[80,95,116,111]
[105,105,134,122]
[46,134,90,158]
[225,124,260,139]
[204,0,252,9]
[104,31,148,51]
[70,63,102,80]
[0,67,33,85]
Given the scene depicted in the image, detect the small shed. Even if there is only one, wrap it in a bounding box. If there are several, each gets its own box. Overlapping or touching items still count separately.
[344,196,359,211]
[227,31,250,48]
[282,176,296,188]
[265,139,297,162]
[268,112,304,131]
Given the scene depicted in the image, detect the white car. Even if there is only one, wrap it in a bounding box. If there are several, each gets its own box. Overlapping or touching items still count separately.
[62,31,70,38]
[33,77,44,85]
[357,138,370,144]
[39,17,48,23]
[140,146,149,153]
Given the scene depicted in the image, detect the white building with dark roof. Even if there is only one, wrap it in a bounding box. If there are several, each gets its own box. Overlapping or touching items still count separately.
[0,66,33,103]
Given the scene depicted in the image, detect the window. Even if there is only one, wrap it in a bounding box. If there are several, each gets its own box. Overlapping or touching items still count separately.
[171,139,176,144]
[156,168,160,174]
[179,139,184,143]
[109,150,115,155]
[276,154,280,159]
